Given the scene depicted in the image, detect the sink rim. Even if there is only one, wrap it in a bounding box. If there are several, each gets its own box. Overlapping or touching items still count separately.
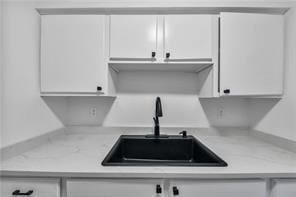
[101,135,227,167]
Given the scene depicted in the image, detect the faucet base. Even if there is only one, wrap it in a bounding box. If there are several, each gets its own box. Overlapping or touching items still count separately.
[145,134,169,138]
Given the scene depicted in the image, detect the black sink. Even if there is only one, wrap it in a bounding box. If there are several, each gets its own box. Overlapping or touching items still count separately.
[102,135,227,166]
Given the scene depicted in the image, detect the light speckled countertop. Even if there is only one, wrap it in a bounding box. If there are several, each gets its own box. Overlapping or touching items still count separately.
[1,127,296,178]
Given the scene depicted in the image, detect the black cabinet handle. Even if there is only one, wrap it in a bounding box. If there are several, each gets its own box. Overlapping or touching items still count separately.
[156,184,162,194]
[12,190,34,196]
[173,186,179,196]
[97,86,102,91]
[223,89,230,94]
[166,52,170,59]
[152,52,156,58]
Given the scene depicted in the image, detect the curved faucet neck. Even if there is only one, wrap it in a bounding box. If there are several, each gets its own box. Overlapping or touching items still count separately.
[154,97,162,137]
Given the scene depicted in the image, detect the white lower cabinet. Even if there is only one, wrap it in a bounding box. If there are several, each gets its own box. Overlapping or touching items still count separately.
[272,179,296,197]
[66,179,164,197]
[0,178,60,197]
[3,177,294,197]
[168,179,267,197]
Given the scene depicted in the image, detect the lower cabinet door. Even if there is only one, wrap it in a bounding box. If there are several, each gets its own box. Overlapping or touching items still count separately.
[0,177,60,197]
[66,179,164,197]
[169,179,266,197]
[272,179,296,197]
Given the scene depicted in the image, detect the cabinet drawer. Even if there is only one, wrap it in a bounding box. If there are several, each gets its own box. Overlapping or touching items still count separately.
[169,179,267,197]
[272,179,296,197]
[66,179,164,197]
[0,178,60,197]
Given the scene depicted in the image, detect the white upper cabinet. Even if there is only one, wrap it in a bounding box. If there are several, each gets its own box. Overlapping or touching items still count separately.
[109,15,158,61]
[169,179,267,197]
[109,15,217,63]
[41,15,106,94]
[164,15,217,61]
[40,12,285,97]
[220,13,284,96]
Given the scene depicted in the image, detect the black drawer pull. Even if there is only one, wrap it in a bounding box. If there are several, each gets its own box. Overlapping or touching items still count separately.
[97,86,102,91]
[156,184,162,194]
[152,52,156,58]
[12,190,34,196]
[223,89,230,94]
[173,186,179,196]
[166,52,170,59]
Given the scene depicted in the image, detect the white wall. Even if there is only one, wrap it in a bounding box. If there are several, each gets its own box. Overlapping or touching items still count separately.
[250,3,296,142]
[66,95,250,128]
[0,0,3,149]
[1,0,295,149]
[65,71,250,128]
[1,0,252,148]
[1,2,64,148]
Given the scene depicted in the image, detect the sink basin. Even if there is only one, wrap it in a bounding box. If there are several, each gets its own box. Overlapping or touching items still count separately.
[102,135,227,166]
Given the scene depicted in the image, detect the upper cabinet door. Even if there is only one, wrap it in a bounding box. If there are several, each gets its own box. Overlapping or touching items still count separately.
[41,15,106,93]
[164,15,216,61]
[109,15,158,61]
[220,13,284,96]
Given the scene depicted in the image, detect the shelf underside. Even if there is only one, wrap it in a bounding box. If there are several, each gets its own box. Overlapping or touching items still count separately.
[109,62,213,73]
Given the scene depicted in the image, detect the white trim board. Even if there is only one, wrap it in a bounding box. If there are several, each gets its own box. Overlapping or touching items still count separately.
[37,7,290,15]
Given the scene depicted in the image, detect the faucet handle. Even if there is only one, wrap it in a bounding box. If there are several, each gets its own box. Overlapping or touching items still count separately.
[153,117,159,125]
[179,131,187,137]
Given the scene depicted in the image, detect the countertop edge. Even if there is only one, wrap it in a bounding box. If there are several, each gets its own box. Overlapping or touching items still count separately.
[1,170,296,179]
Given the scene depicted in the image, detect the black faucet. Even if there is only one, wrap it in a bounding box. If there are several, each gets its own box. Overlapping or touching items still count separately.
[153,97,163,137]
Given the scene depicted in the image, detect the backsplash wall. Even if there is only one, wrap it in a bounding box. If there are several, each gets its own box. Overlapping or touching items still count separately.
[64,95,250,128]
[64,70,250,127]
[0,0,3,149]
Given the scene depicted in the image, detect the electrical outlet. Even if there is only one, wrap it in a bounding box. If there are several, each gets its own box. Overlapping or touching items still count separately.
[90,107,97,117]
[217,107,224,119]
